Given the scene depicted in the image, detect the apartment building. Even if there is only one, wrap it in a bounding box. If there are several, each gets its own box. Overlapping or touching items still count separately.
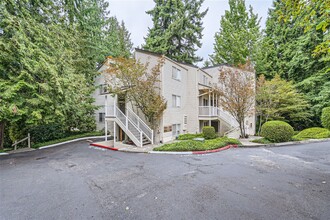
[93,49,256,147]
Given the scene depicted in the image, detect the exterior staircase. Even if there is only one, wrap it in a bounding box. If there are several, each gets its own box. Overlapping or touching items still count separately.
[106,105,153,147]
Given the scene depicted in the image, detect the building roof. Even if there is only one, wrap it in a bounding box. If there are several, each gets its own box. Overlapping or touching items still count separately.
[201,63,232,70]
[134,48,199,69]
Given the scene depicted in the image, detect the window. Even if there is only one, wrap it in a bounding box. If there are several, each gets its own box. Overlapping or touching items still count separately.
[172,66,181,81]
[172,95,181,108]
[99,84,108,94]
[184,115,188,125]
[203,98,208,106]
[172,124,181,137]
[202,75,208,85]
[99,112,105,122]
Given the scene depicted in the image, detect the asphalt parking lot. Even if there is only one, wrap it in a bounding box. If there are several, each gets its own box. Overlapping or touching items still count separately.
[1,141,329,220]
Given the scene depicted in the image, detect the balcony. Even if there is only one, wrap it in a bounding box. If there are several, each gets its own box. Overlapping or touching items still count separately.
[198,106,219,117]
[199,106,239,127]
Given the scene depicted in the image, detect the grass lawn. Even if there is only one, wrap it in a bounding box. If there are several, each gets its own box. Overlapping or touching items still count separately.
[32,131,104,149]
[154,137,241,152]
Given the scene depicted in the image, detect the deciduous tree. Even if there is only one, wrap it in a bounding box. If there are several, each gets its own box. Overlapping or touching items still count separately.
[256,74,311,132]
[104,57,167,131]
[216,64,255,138]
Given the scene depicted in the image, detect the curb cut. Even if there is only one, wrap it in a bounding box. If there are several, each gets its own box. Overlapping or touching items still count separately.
[90,143,118,151]
[148,144,238,155]
[38,136,110,149]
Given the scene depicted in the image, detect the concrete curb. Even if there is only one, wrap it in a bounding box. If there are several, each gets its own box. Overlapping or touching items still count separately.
[0,152,9,156]
[37,135,110,149]
[239,138,330,148]
[90,143,118,151]
[148,145,238,155]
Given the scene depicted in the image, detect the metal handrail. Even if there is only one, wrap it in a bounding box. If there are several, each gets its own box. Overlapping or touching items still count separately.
[224,126,240,136]
[12,133,31,150]
[115,106,143,147]
[127,108,153,144]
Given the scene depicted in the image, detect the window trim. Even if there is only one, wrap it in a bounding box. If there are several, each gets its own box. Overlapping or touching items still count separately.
[172,66,182,81]
[172,95,181,108]
[99,112,105,122]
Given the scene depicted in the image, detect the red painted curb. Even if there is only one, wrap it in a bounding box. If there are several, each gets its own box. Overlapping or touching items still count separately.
[90,143,118,151]
[192,144,238,155]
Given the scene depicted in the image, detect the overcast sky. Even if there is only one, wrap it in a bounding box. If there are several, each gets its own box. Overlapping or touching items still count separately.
[107,0,274,65]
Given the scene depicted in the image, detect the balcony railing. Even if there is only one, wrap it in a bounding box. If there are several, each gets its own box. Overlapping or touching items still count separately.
[199,106,239,127]
[198,106,219,117]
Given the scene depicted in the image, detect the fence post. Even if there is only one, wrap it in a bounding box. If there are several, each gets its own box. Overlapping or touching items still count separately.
[140,132,143,147]
[28,133,31,148]
[14,141,17,151]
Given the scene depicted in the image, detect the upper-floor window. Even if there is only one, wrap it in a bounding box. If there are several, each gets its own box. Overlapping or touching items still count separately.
[202,75,208,85]
[99,84,108,94]
[172,66,181,81]
[172,95,181,108]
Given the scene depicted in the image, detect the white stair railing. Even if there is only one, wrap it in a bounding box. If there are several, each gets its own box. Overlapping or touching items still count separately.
[127,108,153,144]
[218,108,239,127]
[114,106,143,147]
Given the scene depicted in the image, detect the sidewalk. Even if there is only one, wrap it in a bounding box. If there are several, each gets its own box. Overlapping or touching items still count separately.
[238,136,264,147]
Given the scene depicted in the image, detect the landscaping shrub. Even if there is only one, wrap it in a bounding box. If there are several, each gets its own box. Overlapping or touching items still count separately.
[292,127,330,141]
[154,137,241,151]
[202,126,216,139]
[28,123,67,144]
[177,133,203,140]
[321,107,330,130]
[260,121,294,143]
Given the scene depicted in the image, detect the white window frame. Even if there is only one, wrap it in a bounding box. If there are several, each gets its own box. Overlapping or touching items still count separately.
[99,112,105,122]
[172,95,181,108]
[172,124,181,137]
[172,66,181,81]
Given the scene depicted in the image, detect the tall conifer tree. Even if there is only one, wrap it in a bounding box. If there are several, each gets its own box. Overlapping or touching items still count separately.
[144,0,207,64]
[210,0,261,66]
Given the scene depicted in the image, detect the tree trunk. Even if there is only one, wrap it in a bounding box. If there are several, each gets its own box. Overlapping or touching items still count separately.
[239,120,245,139]
[258,114,263,135]
[0,121,4,150]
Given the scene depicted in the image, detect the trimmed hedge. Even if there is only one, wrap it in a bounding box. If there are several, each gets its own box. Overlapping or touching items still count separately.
[260,121,294,143]
[202,126,216,139]
[292,127,330,141]
[29,123,67,144]
[321,107,330,130]
[154,137,241,151]
[177,133,203,140]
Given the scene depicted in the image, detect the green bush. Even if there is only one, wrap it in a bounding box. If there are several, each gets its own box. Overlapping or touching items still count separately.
[260,121,294,143]
[32,131,103,148]
[177,133,203,140]
[292,127,330,141]
[28,123,68,144]
[154,137,241,151]
[202,126,216,139]
[321,107,330,130]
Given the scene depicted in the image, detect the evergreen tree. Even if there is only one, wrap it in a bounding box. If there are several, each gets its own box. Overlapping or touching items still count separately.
[104,18,133,58]
[210,0,261,66]
[144,0,207,64]
[0,0,98,145]
[257,0,329,123]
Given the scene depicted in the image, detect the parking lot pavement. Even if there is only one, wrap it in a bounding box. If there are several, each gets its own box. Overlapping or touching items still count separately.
[1,141,329,220]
